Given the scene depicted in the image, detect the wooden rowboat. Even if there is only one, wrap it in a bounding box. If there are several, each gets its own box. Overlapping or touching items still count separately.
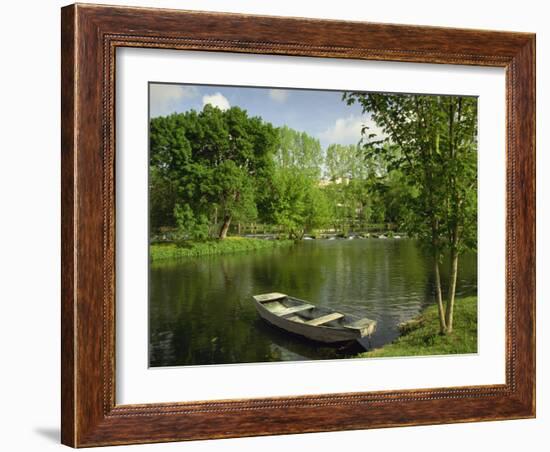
[252,292,377,344]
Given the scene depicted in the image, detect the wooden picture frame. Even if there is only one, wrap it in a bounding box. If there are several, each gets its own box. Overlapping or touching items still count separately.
[61,3,535,447]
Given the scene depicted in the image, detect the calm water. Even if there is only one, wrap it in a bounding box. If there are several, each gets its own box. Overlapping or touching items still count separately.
[149,239,477,367]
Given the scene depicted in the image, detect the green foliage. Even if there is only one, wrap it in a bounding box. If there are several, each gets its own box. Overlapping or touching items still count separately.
[268,167,331,239]
[304,184,332,231]
[275,126,323,178]
[149,105,278,239]
[359,296,478,358]
[376,170,418,226]
[325,143,367,180]
[149,167,179,230]
[322,143,404,232]
[343,92,478,333]
[258,127,332,238]
[211,160,258,225]
[343,92,478,255]
[149,91,476,254]
[270,169,310,239]
[173,203,209,241]
[150,238,294,261]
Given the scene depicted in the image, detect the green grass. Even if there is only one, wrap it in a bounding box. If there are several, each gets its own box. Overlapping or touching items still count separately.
[360,296,478,358]
[150,237,295,261]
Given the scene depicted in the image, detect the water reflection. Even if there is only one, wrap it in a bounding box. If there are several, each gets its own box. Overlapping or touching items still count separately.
[149,239,477,366]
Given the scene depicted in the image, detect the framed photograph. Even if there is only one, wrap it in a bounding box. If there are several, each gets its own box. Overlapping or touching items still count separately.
[61,3,535,447]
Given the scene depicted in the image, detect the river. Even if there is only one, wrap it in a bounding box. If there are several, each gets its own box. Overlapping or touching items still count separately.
[149,238,477,367]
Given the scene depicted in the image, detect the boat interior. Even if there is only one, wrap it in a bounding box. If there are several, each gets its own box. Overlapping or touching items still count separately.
[256,294,353,328]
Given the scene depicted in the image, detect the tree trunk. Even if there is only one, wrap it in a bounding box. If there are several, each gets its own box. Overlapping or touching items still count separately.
[433,252,447,334]
[445,249,459,334]
[445,101,458,334]
[219,215,231,239]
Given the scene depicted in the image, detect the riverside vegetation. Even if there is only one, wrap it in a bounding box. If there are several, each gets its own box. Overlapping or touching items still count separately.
[150,237,294,261]
[362,296,477,358]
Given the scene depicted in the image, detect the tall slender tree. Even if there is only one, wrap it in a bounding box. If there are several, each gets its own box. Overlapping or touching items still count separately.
[344,92,477,334]
[267,127,330,238]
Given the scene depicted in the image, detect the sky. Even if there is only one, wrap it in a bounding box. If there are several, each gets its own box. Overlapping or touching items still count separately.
[149,83,384,149]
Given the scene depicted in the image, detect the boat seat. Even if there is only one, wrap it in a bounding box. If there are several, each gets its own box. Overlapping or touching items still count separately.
[278,304,314,316]
[254,292,287,303]
[305,312,344,326]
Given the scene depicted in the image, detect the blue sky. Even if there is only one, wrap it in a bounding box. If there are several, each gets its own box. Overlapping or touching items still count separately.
[149,83,383,149]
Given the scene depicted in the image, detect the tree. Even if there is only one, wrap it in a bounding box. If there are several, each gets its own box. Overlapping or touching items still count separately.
[211,160,258,239]
[149,113,194,231]
[275,126,323,178]
[325,144,365,181]
[173,203,210,241]
[269,168,330,239]
[324,143,386,232]
[375,169,417,226]
[344,92,477,334]
[149,105,278,240]
[265,127,329,238]
[149,166,179,231]
[303,186,332,234]
[270,169,310,239]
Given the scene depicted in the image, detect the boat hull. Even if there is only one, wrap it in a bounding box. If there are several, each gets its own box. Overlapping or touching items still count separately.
[254,299,363,343]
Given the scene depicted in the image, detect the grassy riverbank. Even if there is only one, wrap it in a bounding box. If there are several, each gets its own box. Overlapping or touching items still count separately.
[150,237,295,261]
[361,296,477,358]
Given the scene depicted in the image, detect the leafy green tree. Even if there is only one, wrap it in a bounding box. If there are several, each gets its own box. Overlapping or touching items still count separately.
[373,169,417,226]
[268,167,330,239]
[275,126,323,178]
[262,127,330,238]
[325,144,366,181]
[324,144,386,232]
[344,92,477,334]
[174,203,210,241]
[149,113,193,231]
[211,160,258,239]
[149,105,278,239]
[303,185,332,235]
[269,169,310,239]
[149,167,179,231]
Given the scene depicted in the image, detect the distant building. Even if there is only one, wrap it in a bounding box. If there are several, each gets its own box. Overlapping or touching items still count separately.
[318,177,350,187]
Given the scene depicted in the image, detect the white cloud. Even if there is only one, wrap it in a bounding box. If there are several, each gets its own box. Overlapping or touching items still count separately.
[202,93,230,111]
[268,89,289,103]
[149,84,198,117]
[319,114,385,146]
